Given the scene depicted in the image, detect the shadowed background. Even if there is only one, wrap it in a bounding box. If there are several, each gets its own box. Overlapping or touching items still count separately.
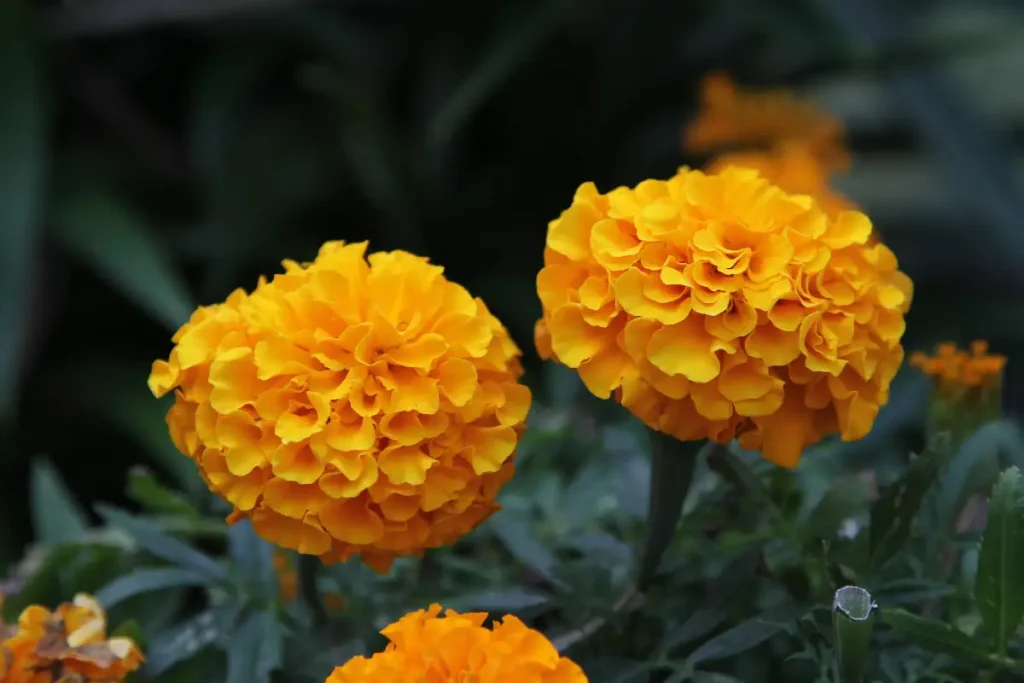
[2,0,1023,571]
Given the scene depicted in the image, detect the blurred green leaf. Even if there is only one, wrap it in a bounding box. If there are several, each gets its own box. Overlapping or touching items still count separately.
[868,448,946,572]
[2,542,124,620]
[883,607,996,665]
[804,475,873,540]
[489,513,563,588]
[426,1,569,151]
[935,420,1018,535]
[95,568,207,610]
[52,190,193,330]
[439,588,551,613]
[29,457,90,545]
[145,604,241,676]
[127,467,200,518]
[226,611,282,683]
[975,467,1024,653]
[0,0,45,420]
[96,504,227,582]
[636,435,704,591]
[110,619,146,652]
[227,519,275,598]
[686,604,806,667]
[707,445,776,514]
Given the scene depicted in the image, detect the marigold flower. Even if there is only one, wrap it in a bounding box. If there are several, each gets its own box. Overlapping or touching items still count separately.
[326,603,587,683]
[535,166,910,467]
[149,242,531,573]
[685,72,850,172]
[911,341,1006,399]
[0,594,143,683]
[274,551,298,600]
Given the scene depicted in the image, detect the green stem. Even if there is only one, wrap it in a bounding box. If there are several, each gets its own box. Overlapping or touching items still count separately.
[833,586,876,683]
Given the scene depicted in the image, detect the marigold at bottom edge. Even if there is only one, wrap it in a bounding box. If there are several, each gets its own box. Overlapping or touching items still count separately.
[326,604,588,683]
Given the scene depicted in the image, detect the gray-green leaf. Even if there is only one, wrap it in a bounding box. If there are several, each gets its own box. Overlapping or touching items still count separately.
[52,191,193,330]
[226,611,283,683]
[29,458,90,544]
[883,607,997,666]
[686,605,806,666]
[975,466,1024,652]
[95,568,209,609]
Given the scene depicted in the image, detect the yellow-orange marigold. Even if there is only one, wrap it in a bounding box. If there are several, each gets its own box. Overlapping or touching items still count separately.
[326,603,587,683]
[685,72,850,172]
[535,166,911,467]
[911,341,1006,398]
[149,242,531,573]
[0,594,143,683]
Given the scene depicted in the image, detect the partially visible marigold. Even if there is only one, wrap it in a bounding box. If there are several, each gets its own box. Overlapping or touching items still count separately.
[0,594,143,683]
[274,551,298,600]
[326,604,587,683]
[149,242,532,573]
[911,341,1006,399]
[685,72,850,172]
[535,166,911,467]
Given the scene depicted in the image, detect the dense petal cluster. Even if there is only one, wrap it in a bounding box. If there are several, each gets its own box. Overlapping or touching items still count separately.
[535,166,911,467]
[911,341,1006,398]
[149,242,531,572]
[684,72,849,172]
[326,604,587,683]
[0,594,143,683]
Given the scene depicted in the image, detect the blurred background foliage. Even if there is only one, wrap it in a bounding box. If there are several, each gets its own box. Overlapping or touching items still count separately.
[4,0,1024,679]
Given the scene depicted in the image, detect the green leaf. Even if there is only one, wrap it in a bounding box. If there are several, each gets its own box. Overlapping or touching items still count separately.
[52,190,193,330]
[145,604,241,676]
[882,607,998,666]
[126,467,200,518]
[489,513,564,588]
[0,0,45,419]
[426,1,569,150]
[868,447,947,572]
[96,504,227,582]
[227,519,275,597]
[935,420,1017,535]
[226,611,282,683]
[975,467,1024,653]
[439,588,551,613]
[95,568,208,610]
[2,542,125,620]
[686,604,806,666]
[29,458,90,544]
[706,444,776,515]
[636,435,705,591]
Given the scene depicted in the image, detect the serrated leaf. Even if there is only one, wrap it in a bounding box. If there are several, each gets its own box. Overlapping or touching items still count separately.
[975,467,1024,652]
[226,611,282,683]
[935,421,1016,535]
[868,448,947,572]
[95,568,208,610]
[686,604,806,666]
[882,607,997,665]
[636,436,705,590]
[30,458,90,544]
[227,519,275,597]
[0,0,45,420]
[96,505,227,582]
[52,191,193,330]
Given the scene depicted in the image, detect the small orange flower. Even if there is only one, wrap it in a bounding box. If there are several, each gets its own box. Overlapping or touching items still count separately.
[274,551,298,600]
[685,72,850,172]
[911,341,1006,399]
[535,166,910,467]
[0,594,143,683]
[326,604,587,683]
[149,242,531,573]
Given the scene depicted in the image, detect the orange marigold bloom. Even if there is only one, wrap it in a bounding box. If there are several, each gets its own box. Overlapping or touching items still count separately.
[911,341,1006,398]
[326,604,587,683]
[685,72,850,172]
[0,594,143,683]
[535,166,910,467]
[149,242,531,573]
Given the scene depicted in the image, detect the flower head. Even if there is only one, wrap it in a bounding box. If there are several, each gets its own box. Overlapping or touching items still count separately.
[326,604,587,683]
[911,341,1006,399]
[535,166,910,467]
[149,241,531,572]
[0,594,143,683]
[685,72,850,172]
